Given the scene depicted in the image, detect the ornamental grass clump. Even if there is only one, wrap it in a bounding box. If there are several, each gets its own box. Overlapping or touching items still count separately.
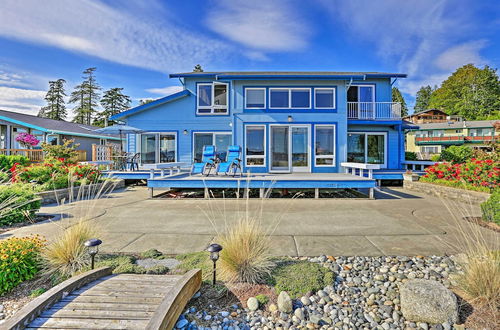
[217,217,275,284]
[0,183,41,226]
[42,220,98,277]
[0,235,46,294]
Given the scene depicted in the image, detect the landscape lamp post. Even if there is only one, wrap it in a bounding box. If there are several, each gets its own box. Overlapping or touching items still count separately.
[84,238,102,270]
[207,243,223,285]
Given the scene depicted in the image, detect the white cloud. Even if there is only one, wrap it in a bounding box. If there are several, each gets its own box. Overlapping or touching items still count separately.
[434,40,487,71]
[0,0,238,73]
[0,86,45,115]
[146,86,183,96]
[206,0,310,51]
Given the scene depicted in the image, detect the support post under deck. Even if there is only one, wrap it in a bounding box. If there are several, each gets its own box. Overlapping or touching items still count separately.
[204,187,209,199]
[314,188,319,199]
[149,187,154,198]
[259,188,265,198]
[369,187,375,199]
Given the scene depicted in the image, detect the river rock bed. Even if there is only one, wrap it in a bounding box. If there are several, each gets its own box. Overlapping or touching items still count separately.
[176,255,464,330]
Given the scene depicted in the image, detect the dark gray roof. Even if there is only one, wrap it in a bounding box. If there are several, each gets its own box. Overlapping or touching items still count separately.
[170,71,407,79]
[416,120,498,130]
[0,109,121,139]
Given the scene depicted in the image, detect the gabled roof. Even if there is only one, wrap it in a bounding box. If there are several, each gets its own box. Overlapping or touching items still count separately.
[0,109,121,140]
[404,109,449,118]
[111,89,191,120]
[169,71,407,80]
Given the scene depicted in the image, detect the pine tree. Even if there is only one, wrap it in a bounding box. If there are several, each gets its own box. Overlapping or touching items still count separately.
[93,88,131,126]
[70,67,101,125]
[414,85,434,113]
[193,64,203,72]
[392,87,408,117]
[39,79,67,120]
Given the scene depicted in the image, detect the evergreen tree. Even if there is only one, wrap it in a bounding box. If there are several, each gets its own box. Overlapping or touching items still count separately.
[70,67,101,125]
[193,64,203,72]
[392,87,408,117]
[139,99,155,105]
[39,79,67,120]
[93,88,131,126]
[414,85,434,113]
[429,64,500,120]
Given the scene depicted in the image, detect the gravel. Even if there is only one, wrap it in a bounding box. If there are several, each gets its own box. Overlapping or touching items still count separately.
[176,255,463,329]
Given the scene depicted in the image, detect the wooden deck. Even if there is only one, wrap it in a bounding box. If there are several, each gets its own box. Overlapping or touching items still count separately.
[5,268,201,330]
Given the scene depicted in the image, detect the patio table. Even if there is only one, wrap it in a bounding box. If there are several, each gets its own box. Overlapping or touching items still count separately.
[142,162,189,179]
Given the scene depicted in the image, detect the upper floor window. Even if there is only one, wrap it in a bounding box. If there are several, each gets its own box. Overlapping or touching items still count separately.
[197,82,228,115]
[269,88,311,109]
[315,88,336,109]
[245,88,266,109]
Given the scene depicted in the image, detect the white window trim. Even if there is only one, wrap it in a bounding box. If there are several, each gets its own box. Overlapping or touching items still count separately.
[314,125,336,167]
[244,125,266,167]
[347,131,387,168]
[314,88,336,109]
[197,82,229,115]
[192,131,232,162]
[139,132,177,164]
[244,88,266,109]
[269,87,312,109]
[349,84,376,102]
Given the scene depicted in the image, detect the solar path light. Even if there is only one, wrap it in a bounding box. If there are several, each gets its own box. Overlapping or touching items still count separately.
[84,238,102,270]
[207,243,223,285]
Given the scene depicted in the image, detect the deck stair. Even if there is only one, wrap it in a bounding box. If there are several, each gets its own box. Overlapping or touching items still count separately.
[5,268,201,330]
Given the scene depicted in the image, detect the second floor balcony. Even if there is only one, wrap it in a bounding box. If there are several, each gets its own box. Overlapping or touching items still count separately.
[415,135,499,145]
[347,102,402,120]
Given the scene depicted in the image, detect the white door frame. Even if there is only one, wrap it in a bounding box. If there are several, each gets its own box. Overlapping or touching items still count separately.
[347,131,387,168]
[269,124,311,173]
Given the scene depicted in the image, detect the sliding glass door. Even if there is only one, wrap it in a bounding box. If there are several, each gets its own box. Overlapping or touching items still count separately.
[193,132,232,162]
[270,125,310,173]
[140,133,177,164]
[347,132,386,167]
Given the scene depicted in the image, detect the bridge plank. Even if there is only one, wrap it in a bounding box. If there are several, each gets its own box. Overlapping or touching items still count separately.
[40,308,153,320]
[51,301,159,312]
[28,317,148,329]
[61,295,163,304]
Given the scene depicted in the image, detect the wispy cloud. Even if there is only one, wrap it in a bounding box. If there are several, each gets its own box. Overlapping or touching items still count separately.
[0,0,237,73]
[0,86,45,114]
[146,86,183,96]
[206,0,311,51]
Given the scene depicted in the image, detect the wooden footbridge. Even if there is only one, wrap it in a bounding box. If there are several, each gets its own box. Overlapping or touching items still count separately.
[4,267,201,330]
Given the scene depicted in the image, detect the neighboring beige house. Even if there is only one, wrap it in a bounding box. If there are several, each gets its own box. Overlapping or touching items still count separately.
[406,119,500,159]
[403,109,458,124]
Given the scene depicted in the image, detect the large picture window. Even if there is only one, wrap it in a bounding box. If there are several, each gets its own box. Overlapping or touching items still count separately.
[314,125,335,166]
[197,82,228,114]
[245,125,266,166]
[269,88,311,109]
[347,132,386,167]
[140,132,177,164]
[245,88,266,109]
[193,132,232,162]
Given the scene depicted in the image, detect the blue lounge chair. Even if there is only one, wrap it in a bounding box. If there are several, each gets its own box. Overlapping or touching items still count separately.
[191,145,217,176]
[216,145,242,176]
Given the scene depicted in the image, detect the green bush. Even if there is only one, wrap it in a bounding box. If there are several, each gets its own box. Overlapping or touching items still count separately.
[405,152,418,161]
[439,145,473,163]
[431,154,441,162]
[268,260,334,298]
[30,287,47,297]
[0,154,29,172]
[0,235,46,294]
[140,248,164,259]
[481,189,500,225]
[0,184,41,226]
[256,294,269,305]
[175,251,212,282]
[0,171,9,182]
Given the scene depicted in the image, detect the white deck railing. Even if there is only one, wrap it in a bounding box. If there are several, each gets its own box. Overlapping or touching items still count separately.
[340,162,381,179]
[347,102,401,119]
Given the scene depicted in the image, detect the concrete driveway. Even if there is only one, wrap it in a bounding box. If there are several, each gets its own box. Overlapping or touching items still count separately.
[2,186,498,256]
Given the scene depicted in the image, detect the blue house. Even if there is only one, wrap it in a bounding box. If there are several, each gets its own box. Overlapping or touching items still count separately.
[111,71,414,196]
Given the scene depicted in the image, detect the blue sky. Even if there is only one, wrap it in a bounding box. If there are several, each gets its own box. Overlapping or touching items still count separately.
[0,0,499,117]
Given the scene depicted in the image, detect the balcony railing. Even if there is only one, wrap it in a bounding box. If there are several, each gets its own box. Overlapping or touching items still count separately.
[347,102,401,120]
[416,135,498,145]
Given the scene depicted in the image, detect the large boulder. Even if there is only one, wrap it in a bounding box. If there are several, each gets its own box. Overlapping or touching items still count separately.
[277,291,293,313]
[399,279,458,324]
[246,297,259,311]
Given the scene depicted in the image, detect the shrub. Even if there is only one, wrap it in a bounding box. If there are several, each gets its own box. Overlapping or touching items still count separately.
[431,154,441,162]
[269,260,334,298]
[175,251,213,282]
[217,218,274,284]
[405,151,418,161]
[41,139,79,162]
[0,154,29,171]
[439,145,473,163]
[42,221,98,277]
[0,235,46,294]
[0,184,41,226]
[30,287,47,297]
[256,294,269,305]
[140,248,164,259]
[481,189,500,224]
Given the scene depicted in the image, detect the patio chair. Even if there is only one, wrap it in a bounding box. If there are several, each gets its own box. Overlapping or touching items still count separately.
[216,145,242,177]
[191,145,217,176]
[126,152,140,171]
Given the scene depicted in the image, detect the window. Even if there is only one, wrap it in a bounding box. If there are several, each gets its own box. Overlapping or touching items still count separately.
[315,125,335,166]
[197,83,228,114]
[245,126,266,166]
[269,88,311,109]
[470,128,494,136]
[422,146,439,154]
[347,132,386,167]
[245,88,266,109]
[47,134,59,146]
[140,132,177,164]
[315,88,336,109]
[193,132,231,162]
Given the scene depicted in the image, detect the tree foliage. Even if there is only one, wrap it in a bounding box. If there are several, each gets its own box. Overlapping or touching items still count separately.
[193,64,203,72]
[414,85,434,113]
[38,79,67,120]
[70,67,101,125]
[93,88,131,127]
[392,87,408,116]
[139,99,155,105]
[428,64,500,120]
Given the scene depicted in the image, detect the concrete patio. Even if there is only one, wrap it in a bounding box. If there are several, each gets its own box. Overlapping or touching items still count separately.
[2,186,498,256]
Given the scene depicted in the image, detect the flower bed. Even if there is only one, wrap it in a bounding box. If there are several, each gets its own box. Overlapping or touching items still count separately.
[0,184,41,226]
[421,158,499,192]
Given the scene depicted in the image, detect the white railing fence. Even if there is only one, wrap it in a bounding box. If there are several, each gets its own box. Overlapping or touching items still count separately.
[347,102,401,119]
